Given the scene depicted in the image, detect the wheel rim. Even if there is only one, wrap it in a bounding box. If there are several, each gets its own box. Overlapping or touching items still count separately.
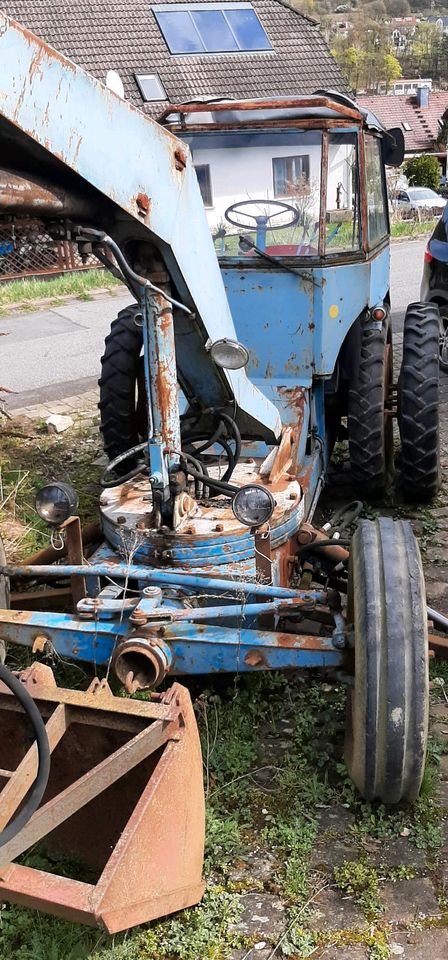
[439,313,448,366]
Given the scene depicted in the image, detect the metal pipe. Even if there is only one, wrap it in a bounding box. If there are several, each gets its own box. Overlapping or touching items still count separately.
[158,97,362,122]
[111,638,172,692]
[427,605,448,632]
[138,597,321,621]
[3,563,326,600]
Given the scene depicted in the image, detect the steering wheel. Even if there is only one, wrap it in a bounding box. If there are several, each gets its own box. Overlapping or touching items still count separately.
[224,199,300,232]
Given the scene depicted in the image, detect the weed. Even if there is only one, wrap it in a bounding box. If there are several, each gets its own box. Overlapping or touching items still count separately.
[0,422,101,559]
[280,912,319,957]
[204,808,247,874]
[90,887,245,960]
[334,859,382,918]
[368,941,390,960]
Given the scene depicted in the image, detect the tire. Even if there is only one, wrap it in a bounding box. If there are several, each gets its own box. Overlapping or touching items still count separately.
[98,304,146,460]
[345,518,428,804]
[347,314,394,496]
[398,302,440,500]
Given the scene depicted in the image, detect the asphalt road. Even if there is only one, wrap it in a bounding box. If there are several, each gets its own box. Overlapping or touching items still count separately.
[1,238,427,410]
[390,237,426,333]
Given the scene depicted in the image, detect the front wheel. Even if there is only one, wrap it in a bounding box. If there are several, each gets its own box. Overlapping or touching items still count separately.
[345,517,428,804]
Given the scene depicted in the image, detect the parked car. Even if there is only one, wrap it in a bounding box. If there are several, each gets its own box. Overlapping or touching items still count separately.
[396,186,446,217]
[421,211,448,370]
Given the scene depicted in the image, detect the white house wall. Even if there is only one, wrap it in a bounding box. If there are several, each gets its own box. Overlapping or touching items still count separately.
[190,141,353,231]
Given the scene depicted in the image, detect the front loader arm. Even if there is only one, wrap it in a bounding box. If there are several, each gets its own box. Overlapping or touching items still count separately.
[0,12,280,442]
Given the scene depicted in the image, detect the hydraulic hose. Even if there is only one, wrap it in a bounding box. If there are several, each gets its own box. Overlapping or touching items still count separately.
[0,663,50,848]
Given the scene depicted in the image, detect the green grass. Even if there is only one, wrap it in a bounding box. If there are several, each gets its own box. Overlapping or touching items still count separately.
[0,269,120,310]
[390,218,438,239]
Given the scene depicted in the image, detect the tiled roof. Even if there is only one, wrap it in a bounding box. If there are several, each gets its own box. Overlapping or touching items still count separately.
[1,0,346,116]
[358,92,448,153]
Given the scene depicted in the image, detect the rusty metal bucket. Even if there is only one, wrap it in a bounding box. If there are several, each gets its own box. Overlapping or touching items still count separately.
[0,663,205,932]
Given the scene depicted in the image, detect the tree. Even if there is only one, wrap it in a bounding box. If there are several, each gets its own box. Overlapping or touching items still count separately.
[331,42,368,92]
[382,52,402,90]
[403,155,441,191]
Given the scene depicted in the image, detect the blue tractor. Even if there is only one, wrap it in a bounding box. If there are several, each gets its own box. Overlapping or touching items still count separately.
[0,16,443,929]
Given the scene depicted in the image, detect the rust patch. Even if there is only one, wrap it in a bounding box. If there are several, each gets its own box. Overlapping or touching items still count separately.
[244,651,268,667]
[136,193,151,219]
[277,386,306,433]
[174,148,187,171]
[275,633,333,650]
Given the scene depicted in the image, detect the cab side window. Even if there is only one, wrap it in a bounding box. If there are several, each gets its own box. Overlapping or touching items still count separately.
[364,135,388,245]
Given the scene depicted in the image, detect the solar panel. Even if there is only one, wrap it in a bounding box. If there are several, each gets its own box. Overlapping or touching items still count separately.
[154,4,272,54]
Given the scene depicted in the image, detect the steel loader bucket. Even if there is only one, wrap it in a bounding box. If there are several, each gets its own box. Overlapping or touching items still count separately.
[0,663,205,932]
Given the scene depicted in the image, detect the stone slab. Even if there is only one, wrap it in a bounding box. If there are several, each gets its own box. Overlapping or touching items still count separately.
[230,893,286,938]
[380,878,441,922]
[389,928,448,959]
[308,886,366,932]
[318,947,368,960]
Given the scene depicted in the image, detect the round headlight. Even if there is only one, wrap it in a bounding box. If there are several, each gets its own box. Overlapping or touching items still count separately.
[35,482,78,526]
[209,338,249,370]
[232,484,275,528]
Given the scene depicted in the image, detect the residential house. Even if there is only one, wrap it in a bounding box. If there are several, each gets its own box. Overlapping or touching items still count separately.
[388,15,418,52]
[358,87,448,173]
[427,15,448,35]
[1,0,346,245]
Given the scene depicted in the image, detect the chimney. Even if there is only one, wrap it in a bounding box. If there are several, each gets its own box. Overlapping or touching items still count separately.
[416,86,429,108]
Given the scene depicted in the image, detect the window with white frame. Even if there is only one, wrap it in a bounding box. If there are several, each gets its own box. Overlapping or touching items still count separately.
[272,155,310,198]
[135,73,167,101]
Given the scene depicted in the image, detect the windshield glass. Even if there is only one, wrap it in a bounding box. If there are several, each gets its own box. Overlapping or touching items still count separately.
[206,130,322,257]
[409,188,438,200]
[193,129,361,258]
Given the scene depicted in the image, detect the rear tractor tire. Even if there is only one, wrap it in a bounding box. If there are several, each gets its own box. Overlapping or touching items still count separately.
[345,517,428,804]
[347,314,394,497]
[398,302,440,500]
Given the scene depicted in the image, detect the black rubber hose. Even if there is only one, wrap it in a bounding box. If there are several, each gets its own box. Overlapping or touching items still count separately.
[182,433,236,482]
[183,461,239,496]
[217,412,242,465]
[199,439,236,483]
[179,450,210,498]
[0,663,50,848]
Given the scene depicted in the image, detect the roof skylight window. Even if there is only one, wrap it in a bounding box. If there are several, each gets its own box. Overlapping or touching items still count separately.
[135,72,167,100]
[153,3,272,54]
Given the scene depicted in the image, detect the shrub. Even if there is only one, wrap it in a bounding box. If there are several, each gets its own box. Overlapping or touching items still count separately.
[403,155,440,191]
